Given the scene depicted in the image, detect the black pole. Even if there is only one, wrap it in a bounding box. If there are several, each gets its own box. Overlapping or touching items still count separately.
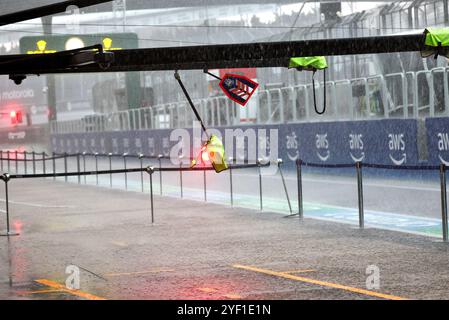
[0,175,19,236]
[123,153,128,190]
[15,151,18,173]
[32,151,36,174]
[76,153,81,184]
[258,160,263,211]
[278,159,292,214]
[7,151,10,173]
[108,153,112,187]
[148,167,155,224]
[158,154,163,195]
[356,161,364,229]
[42,152,46,175]
[95,153,99,185]
[229,157,233,207]
[82,152,86,184]
[440,164,448,242]
[64,152,68,182]
[0,150,3,172]
[23,151,26,174]
[296,159,303,220]
[52,152,56,180]
[174,71,209,138]
[139,154,144,192]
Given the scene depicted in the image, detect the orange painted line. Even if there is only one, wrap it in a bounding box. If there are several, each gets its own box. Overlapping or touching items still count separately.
[19,289,64,295]
[35,279,106,300]
[233,264,407,300]
[281,269,316,274]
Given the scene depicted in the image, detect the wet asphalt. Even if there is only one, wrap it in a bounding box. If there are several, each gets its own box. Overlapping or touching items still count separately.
[1,176,449,300]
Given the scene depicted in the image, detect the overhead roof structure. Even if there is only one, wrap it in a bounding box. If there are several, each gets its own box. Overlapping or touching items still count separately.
[0,33,425,75]
[0,0,431,77]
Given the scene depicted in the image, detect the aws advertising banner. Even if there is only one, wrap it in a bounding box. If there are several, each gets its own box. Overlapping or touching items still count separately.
[51,119,419,168]
[425,117,449,166]
[279,119,419,168]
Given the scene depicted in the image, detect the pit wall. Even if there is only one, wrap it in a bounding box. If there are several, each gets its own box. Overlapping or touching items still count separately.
[50,117,449,170]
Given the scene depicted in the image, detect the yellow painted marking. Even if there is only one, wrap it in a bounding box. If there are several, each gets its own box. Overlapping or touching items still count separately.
[104,269,175,277]
[281,269,316,274]
[197,287,219,293]
[35,279,106,300]
[233,264,407,300]
[20,289,64,295]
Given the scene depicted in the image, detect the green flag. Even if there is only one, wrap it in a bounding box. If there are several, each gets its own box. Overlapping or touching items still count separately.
[288,56,328,71]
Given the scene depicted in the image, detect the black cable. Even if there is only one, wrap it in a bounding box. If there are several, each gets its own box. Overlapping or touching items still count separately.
[312,68,326,115]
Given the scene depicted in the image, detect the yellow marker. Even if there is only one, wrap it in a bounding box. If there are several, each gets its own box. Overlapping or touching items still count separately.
[233,264,407,300]
[35,279,106,300]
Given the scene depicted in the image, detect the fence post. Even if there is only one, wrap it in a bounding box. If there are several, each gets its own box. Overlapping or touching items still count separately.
[296,159,303,220]
[0,174,19,236]
[139,154,144,192]
[356,161,364,229]
[32,151,36,174]
[64,152,68,182]
[123,153,128,190]
[76,153,81,184]
[147,166,155,224]
[158,154,163,195]
[82,152,86,184]
[179,155,183,198]
[258,159,263,211]
[22,151,25,174]
[15,151,18,173]
[108,153,113,187]
[440,164,448,242]
[94,152,99,185]
[7,151,10,173]
[42,152,46,175]
[229,157,234,207]
[52,152,56,180]
[278,159,292,214]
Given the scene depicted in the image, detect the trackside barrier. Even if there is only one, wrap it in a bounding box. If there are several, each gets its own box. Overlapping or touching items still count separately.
[0,152,271,236]
[295,159,448,241]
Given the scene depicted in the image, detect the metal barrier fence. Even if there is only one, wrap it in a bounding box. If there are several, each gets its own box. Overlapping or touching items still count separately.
[295,159,449,242]
[0,150,448,244]
[0,150,276,237]
[50,66,449,134]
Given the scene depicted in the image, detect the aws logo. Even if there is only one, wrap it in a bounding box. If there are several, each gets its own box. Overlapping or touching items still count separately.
[315,133,330,161]
[437,132,449,165]
[349,133,365,162]
[388,133,406,165]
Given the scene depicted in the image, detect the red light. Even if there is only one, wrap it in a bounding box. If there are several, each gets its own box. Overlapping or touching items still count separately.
[201,149,209,162]
[10,110,22,125]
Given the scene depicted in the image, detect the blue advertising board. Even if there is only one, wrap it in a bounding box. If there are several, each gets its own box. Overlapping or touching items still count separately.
[51,119,419,168]
[279,119,419,168]
[425,117,449,166]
